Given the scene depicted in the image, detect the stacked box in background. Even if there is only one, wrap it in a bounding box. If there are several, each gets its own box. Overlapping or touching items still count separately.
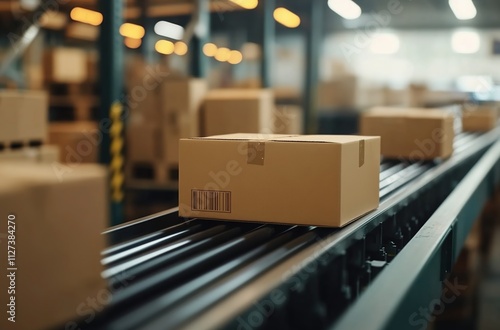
[0,90,61,164]
[125,62,207,185]
[201,89,274,136]
[44,48,88,84]
[0,163,108,330]
[0,90,48,147]
[48,121,99,163]
[317,75,357,109]
[360,107,455,160]
[462,105,498,132]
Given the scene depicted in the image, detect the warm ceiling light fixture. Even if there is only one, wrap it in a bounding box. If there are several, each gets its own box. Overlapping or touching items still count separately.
[229,0,258,10]
[449,0,477,20]
[174,41,188,55]
[215,47,231,62]
[227,50,243,64]
[70,7,103,26]
[273,7,301,28]
[155,40,175,55]
[327,0,362,20]
[119,23,145,39]
[154,21,184,40]
[203,43,218,57]
[124,37,142,49]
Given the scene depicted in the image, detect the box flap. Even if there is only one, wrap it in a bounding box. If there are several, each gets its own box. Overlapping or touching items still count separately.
[185,133,298,141]
[270,135,379,144]
[366,107,453,119]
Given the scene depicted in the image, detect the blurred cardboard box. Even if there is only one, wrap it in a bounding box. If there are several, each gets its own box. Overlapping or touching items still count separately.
[360,107,454,160]
[44,48,88,83]
[179,133,380,227]
[462,106,497,132]
[274,105,303,134]
[317,75,357,109]
[48,121,99,163]
[0,145,59,163]
[201,89,274,136]
[127,120,162,162]
[0,90,48,146]
[161,78,207,166]
[0,163,107,330]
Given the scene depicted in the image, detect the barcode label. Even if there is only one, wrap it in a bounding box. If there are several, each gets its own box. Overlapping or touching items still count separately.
[191,190,231,213]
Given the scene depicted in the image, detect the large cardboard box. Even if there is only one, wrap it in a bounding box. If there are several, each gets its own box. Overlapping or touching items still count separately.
[201,89,274,136]
[0,90,48,146]
[317,75,357,109]
[161,78,207,166]
[0,145,59,163]
[48,121,99,163]
[462,106,497,132]
[179,133,380,227]
[274,105,303,134]
[0,163,107,330]
[44,48,88,83]
[360,107,454,160]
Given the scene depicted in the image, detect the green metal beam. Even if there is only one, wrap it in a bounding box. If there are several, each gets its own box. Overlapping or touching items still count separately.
[303,0,323,133]
[190,0,210,78]
[98,0,124,226]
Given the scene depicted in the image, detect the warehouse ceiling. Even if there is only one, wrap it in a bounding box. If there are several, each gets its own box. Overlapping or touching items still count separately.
[0,0,499,35]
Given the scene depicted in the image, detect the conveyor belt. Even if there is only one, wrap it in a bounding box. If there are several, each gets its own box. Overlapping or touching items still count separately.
[69,130,498,330]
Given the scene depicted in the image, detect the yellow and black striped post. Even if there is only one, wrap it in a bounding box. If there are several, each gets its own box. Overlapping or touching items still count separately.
[110,102,125,214]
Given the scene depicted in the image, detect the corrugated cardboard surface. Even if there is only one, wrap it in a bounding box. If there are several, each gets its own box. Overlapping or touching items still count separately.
[360,107,454,160]
[462,107,497,132]
[201,89,274,136]
[48,121,99,163]
[179,133,380,227]
[0,90,48,143]
[0,164,107,330]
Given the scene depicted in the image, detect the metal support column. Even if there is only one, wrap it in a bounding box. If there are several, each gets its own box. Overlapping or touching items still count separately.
[99,0,124,226]
[190,0,210,78]
[303,0,323,133]
[140,0,155,63]
[260,0,275,88]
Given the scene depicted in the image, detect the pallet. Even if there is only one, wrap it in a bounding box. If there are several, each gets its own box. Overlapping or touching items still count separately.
[0,139,43,151]
[126,161,179,190]
[0,145,59,163]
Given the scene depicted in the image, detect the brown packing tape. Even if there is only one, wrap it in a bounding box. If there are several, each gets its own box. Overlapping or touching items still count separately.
[359,139,365,167]
[247,141,265,165]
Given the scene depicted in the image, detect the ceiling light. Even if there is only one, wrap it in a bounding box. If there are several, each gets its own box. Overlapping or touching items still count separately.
[328,0,362,20]
[449,0,477,20]
[154,21,184,40]
[273,7,301,28]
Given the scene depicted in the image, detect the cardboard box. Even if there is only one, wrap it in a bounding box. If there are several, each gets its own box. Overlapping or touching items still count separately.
[360,107,454,160]
[44,48,88,83]
[201,89,274,136]
[179,133,380,227]
[162,79,207,166]
[0,90,48,146]
[0,163,107,330]
[462,106,497,132]
[317,75,357,109]
[0,145,60,163]
[274,105,303,134]
[48,121,99,163]
[127,120,163,162]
